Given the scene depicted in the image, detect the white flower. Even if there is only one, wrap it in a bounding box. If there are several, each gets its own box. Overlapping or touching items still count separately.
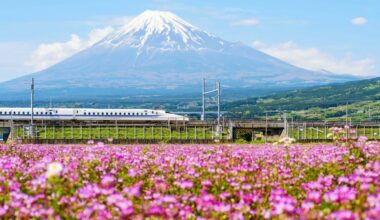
[46,162,63,178]
[279,137,295,147]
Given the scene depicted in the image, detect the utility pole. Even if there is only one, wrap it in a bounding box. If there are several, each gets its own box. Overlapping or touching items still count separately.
[369,105,372,120]
[217,81,221,134]
[201,78,205,121]
[283,112,288,137]
[265,112,268,143]
[202,79,222,135]
[345,102,348,126]
[31,78,35,138]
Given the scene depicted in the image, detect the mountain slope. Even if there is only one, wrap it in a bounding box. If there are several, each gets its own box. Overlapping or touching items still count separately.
[226,77,380,120]
[0,10,357,99]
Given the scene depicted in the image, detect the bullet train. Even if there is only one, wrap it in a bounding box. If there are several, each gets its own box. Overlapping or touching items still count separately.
[0,108,188,121]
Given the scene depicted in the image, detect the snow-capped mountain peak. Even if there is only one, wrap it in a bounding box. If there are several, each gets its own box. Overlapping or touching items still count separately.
[96,10,225,50]
[0,10,356,99]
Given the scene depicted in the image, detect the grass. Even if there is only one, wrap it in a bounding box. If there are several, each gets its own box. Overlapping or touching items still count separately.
[15,125,229,140]
[289,126,380,140]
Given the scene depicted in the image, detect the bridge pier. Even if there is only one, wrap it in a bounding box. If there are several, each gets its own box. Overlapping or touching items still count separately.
[0,121,12,143]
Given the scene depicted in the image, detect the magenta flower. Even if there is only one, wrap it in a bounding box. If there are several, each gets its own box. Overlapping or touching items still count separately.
[101,175,116,188]
[358,136,368,143]
[307,191,321,204]
[0,140,380,218]
[328,210,357,220]
[175,180,193,190]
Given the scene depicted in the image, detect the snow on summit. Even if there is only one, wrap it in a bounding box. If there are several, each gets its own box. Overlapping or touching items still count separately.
[96,10,225,50]
[0,10,356,96]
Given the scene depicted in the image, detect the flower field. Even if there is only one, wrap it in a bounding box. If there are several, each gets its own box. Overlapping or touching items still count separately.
[1,139,380,219]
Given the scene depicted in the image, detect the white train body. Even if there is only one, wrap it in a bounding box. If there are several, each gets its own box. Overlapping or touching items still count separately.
[0,108,188,121]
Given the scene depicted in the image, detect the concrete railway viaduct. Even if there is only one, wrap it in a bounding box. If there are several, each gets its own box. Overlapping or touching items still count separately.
[2,118,380,144]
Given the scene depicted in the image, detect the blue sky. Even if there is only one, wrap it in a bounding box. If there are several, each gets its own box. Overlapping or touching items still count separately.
[0,0,379,82]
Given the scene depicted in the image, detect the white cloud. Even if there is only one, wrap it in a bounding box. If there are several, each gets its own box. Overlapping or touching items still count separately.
[252,40,376,76]
[351,17,368,25]
[232,18,260,26]
[26,27,114,72]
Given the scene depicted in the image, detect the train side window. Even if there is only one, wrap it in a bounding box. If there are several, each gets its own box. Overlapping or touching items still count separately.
[84,112,87,115]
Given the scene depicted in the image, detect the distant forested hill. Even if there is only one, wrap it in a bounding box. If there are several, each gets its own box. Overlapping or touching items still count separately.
[225,77,380,120]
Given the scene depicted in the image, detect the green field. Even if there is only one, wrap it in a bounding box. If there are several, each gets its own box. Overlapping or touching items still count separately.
[15,125,228,140]
[288,126,380,140]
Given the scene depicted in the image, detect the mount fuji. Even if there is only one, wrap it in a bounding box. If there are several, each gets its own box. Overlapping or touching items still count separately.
[0,10,356,100]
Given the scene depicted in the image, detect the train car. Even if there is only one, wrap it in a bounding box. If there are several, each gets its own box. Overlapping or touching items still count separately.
[0,108,188,121]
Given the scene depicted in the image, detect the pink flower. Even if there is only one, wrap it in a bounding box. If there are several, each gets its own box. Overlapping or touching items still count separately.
[101,175,115,188]
[328,210,356,220]
[162,195,177,203]
[358,136,368,143]
[128,168,137,177]
[0,205,8,216]
[307,191,321,204]
[324,186,357,203]
[365,206,380,220]
[124,184,141,198]
[301,201,314,211]
[175,180,193,190]
[213,203,231,213]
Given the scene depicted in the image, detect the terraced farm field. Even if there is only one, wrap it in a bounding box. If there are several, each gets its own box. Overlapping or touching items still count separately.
[1,138,380,219]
